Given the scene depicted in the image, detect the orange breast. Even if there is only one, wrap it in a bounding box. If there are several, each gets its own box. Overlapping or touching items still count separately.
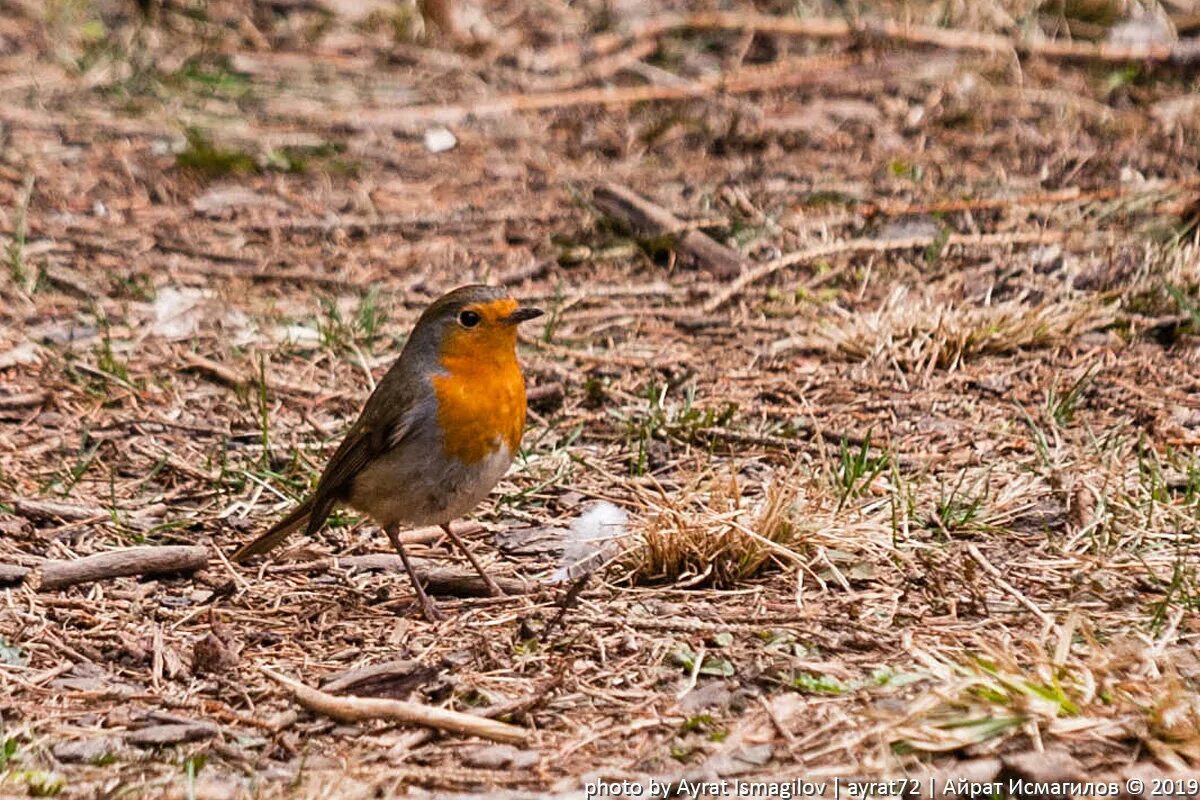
[433,354,526,464]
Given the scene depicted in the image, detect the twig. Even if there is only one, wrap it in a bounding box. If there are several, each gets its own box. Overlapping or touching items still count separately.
[321,659,431,695]
[310,13,1200,131]
[578,615,837,643]
[862,178,1200,219]
[627,11,1200,65]
[10,497,109,523]
[0,565,31,585]
[966,543,1055,627]
[318,54,860,130]
[258,523,459,564]
[259,666,531,745]
[0,391,47,410]
[758,695,798,744]
[125,723,218,747]
[347,341,377,393]
[703,230,1070,313]
[264,555,533,597]
[181,352,322,397]
[494,259,554,286]
[243,208,572,237]
[540,574,591,643]
[519,39,660,92]
[676,644,705,700]
[28,546,210,591]
[526,382,564,405]
[130,441,219,485]
[166,260,368,289]
[694,426,930,469]
[592,183,746,278]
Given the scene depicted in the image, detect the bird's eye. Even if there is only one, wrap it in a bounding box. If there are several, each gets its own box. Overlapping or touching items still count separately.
[458,310,481,328]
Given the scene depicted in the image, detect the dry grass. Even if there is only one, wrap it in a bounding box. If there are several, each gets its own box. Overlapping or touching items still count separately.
[619,468,803,588]
[807,287,1117,373]
[890,624,1200,765]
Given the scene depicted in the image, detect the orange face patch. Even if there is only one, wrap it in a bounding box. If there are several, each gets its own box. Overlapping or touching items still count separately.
[432,298,527,464]
[438,298,518,358]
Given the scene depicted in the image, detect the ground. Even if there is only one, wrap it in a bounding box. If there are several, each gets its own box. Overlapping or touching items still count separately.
[1,0,1200,797]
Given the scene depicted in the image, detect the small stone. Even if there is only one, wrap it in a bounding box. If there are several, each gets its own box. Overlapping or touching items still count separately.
[423,127,457,153]
[678,681,733,713]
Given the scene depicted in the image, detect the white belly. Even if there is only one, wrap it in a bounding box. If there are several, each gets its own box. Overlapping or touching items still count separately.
[348,440,513,527]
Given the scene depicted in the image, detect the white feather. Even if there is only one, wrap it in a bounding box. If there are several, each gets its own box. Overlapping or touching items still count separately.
[550,501,628,582]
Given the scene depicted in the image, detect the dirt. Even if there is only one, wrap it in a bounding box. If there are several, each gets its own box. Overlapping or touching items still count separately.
[1,0,1200,797]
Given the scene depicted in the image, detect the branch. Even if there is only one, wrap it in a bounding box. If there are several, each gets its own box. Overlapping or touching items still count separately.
[592,183,746,278]
[966,543,1055,627]
[181,352,322,397]
[639,11,1200,65]
[11,497,109,523]
[703,229,1071,313]
[260,667,531,745]
[30,546,210,590]
[0,391,47,411]
[263,554,533,597]
[0,565,31,585]
[316,53,858,129]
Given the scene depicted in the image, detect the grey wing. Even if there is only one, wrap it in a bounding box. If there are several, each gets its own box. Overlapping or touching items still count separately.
[304,385,420,536]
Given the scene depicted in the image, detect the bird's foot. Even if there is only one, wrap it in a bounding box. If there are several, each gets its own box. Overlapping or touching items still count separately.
[441,522,505,597]
[480,572,505,597]
[409,589,444,622]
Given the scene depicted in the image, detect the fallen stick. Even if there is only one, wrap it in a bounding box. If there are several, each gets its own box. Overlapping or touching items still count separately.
[321,658,432,695]
[863,178,1200,219]
[266,555,532,596]
[32,546,210,591]
[260,666,531,745]
[628,11,1200,65]
[297,10,1196,131]
[318,54,861,130]
[346,557,531,596]
[125,723,218,748]
[592,183,746,278]
[526,382,564,405]
[519,38,659,92]
[704,229,1072,313]
[966,543,1055,627]
[0,391,47,410]
[251,521,475,561]
[181,352,322,397]
[11,497,110,523]
[0,565,31,585]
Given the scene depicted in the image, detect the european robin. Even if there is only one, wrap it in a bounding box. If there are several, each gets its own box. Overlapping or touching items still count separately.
[230,285,544,620]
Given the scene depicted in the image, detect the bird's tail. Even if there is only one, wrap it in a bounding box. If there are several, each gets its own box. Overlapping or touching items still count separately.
[230,497,314,562]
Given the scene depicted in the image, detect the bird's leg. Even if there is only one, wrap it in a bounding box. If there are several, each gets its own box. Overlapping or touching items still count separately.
[441,522,504,596]
[385,524,443,622]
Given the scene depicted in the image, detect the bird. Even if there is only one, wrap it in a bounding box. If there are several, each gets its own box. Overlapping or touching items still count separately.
[230,285,544,620]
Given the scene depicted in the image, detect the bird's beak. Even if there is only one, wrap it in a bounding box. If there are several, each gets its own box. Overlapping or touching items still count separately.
[503,306,544,325]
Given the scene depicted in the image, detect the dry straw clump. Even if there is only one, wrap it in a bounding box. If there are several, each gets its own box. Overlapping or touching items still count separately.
[1121,241,1200,317]
[618,468,804,588]
[889,623,1200,765]
[801,286,1115,372]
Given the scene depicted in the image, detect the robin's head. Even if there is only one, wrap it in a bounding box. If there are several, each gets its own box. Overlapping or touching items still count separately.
[408,285,543,366]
